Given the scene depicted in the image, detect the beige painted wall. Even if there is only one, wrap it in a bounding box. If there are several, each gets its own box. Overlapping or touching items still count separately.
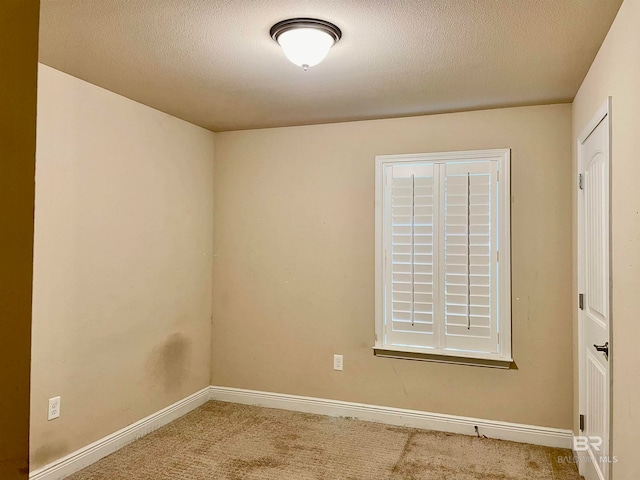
[212,104,573,429]
[572,0,640,477]
[30,65,215,470]
[0,1,39,478]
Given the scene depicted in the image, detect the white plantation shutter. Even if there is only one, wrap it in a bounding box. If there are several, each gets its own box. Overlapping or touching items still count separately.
[441,161,498,354]
[383,164,439,348]
[376,149,510,362]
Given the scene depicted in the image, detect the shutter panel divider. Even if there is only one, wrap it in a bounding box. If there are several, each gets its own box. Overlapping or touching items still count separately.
[435,163,446,347]
[466,171,471,330]
[411,174,415,326]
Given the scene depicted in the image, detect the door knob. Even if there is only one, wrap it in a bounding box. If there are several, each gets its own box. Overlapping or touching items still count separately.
[593,341,609,360]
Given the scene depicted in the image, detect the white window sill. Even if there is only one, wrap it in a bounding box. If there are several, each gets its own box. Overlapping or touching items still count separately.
[373,346,513,369]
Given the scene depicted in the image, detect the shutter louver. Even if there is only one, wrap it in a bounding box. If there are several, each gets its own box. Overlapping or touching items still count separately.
[442,161,498,353]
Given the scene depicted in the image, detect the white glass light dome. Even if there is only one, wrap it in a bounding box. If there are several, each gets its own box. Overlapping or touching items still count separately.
[270,19,342,71]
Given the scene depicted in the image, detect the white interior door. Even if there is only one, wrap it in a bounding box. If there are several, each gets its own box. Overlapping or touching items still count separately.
[578,99,611,480]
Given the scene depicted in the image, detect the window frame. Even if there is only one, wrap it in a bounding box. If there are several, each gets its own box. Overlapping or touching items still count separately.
[374,149,512,366]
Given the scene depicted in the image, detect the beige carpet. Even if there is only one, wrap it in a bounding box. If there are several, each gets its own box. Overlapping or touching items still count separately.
[67,401,581,480]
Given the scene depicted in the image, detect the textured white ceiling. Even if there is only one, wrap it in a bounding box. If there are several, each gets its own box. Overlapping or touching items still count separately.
[39,0,622,132]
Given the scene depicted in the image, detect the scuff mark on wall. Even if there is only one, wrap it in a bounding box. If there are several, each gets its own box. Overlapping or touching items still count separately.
[391,364,408,397]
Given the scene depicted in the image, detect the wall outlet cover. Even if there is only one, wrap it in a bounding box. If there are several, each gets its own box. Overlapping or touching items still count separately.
[333,354,343,371]
[48,396,61,420]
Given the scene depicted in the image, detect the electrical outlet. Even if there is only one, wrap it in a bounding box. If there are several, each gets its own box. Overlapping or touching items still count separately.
[333,354,343,371]
[48,396,61,421]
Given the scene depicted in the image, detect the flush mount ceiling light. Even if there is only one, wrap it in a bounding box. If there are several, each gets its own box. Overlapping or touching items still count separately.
[270,18,342,71]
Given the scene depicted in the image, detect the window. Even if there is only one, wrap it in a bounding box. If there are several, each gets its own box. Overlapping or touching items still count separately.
[374,149,512,365]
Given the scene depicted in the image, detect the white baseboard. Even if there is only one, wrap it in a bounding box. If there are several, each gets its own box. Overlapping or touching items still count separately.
[29,385,573,480]
[208,386,573,449]
[29,387,210,480]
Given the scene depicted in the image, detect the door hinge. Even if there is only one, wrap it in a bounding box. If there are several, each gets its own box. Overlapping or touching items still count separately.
[579,293,584,310]
[578,173,584,190]
[579,414,585,432]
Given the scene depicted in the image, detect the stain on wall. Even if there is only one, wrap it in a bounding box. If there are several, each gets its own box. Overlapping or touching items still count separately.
[30,440,70,470]
[148,333,193,393]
